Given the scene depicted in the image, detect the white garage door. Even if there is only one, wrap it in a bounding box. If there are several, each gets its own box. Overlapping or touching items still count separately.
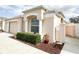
[9,21,18,34]
[5,22,8,32]
[0,22,2,30]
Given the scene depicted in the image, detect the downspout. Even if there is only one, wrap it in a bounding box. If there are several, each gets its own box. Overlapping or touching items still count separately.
[8,22,10,33]
[21,17,24,32]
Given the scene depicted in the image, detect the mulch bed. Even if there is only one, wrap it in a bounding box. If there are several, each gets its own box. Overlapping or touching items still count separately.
[0,30,4,32]
[0,30,2,32]
[10,36,64,54]
[36,43,64,54]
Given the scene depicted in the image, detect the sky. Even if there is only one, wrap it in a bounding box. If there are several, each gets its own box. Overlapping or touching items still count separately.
[0,5,36,18]
[60,5,79,21]
[0,5,79,22]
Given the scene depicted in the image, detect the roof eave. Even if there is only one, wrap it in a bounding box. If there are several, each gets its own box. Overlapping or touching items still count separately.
[23,6,47,13]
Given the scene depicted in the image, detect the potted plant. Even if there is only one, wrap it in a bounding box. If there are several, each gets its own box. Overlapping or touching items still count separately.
[43,34,49,44]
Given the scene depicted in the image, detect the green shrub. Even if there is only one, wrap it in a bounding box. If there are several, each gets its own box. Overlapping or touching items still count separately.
[16,32,41,45]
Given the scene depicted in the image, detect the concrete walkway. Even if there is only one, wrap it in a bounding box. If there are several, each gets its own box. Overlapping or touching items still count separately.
[61,36,79,54]
[0,32,48,54]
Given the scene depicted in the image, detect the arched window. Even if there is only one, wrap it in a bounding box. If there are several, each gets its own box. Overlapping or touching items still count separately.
[31,18,39,34]
[61,18,63,23]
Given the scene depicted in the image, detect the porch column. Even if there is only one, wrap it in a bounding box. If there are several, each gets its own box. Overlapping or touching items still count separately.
[24,16,28,32]
[2,20,5,31]
[7,22,9,32]
[17,20,21,32]
[53,27,56,43]
[39,20,43,39]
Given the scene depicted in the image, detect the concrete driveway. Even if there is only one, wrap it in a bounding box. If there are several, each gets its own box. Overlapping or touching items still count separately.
[0,32,48,54]
[61,36,79,54]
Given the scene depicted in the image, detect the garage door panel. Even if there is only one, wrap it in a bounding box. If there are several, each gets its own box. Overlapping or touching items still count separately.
[10,21,18,34]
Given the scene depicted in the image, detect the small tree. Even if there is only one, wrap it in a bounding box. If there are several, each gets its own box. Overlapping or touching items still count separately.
[69,16,79,23]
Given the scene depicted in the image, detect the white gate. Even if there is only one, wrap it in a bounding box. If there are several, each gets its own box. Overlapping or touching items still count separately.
[55,24,65,43]
[75,24,79,37]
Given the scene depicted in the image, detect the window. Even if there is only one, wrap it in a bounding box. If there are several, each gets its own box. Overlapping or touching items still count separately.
[31,18,39,34]
[61,18,63,23]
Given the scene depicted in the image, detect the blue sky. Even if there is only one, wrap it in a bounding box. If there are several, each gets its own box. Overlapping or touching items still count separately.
[0,5,79,21]
[0,5,35,18]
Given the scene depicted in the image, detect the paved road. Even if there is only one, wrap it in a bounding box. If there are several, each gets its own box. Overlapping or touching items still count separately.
[0,32,48,54]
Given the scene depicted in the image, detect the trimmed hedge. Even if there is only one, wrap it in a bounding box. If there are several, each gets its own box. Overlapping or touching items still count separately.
[16,32,41,45]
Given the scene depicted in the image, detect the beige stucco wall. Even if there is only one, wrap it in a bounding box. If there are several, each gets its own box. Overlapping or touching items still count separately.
[43,13,54,43]
[53,14,62,42]
[0,19,5,31]
[23,8,46,39]
[43,13,64,43]
[23,9,45,20]
[53,14,61,28]
[23,9,40,32]
[5,17,23,34]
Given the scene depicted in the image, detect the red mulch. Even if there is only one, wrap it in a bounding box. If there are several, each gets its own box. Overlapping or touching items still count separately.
[36,43,64,54]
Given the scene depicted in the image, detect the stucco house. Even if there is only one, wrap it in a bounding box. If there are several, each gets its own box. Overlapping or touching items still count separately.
[0,6,65,43]
[22,6,65,43]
